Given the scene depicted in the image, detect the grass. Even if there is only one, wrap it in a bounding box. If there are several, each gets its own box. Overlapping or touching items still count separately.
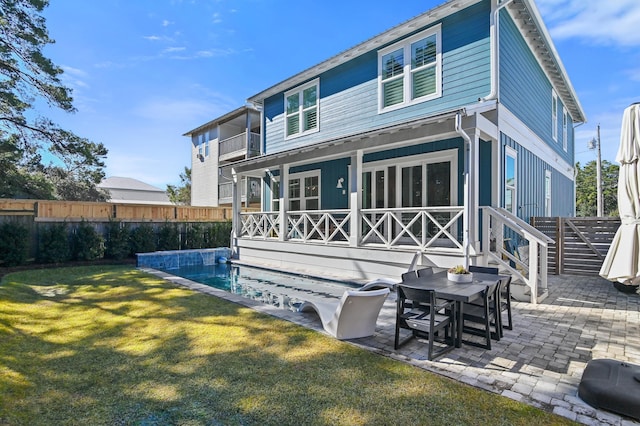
[0,265,577,425]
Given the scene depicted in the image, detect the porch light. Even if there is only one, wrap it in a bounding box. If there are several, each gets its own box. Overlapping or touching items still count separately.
[336,177,344,189]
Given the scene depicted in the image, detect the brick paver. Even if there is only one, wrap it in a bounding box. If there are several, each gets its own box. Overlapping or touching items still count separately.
[146,268,640,425]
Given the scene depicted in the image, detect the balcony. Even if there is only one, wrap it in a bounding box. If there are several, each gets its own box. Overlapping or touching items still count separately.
[219,132,260,163]
[219,177,261,206]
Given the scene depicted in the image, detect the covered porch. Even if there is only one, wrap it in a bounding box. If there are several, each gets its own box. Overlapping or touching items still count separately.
[226,106,551,303]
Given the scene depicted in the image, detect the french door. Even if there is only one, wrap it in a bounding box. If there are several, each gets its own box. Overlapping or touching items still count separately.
[362,150,456,242]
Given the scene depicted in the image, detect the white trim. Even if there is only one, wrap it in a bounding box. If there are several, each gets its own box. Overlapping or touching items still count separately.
[498,104,574,180]
[377,24,442,114]
[284,79,320,140]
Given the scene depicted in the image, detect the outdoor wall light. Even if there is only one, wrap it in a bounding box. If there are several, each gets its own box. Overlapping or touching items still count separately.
[336,177,344,189]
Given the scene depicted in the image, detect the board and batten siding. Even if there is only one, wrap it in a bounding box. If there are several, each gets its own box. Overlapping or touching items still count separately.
[502,133,574,222]
[263,0,492,156]
[498,8,574,166]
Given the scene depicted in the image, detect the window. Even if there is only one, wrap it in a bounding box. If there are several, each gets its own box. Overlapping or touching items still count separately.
[289,172,320,210]
[285,79,319,139]
[552,90,558,142]
[198,133,204,158]
[562,107,568,151]
[544,170,552,216]
[505,148,517,214]
[378,25,441,112]
[271,179,280,212]
[204,131,209,157]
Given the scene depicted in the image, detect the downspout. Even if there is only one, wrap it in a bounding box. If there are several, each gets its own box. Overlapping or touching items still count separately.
[456,112,472,269]
[480,0,515,102]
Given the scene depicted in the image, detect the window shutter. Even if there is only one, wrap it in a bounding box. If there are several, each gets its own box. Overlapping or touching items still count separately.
[287,115,300,136]
[412,67,436,99]
[383,78,404,108]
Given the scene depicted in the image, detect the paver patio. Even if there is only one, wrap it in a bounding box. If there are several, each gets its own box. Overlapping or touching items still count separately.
[149,269,640,425]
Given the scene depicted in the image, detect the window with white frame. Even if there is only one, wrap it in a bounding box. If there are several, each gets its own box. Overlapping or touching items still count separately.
[552,89,558,142]
[544,170,552,216]
[271,179,280,212]
[505,147,517,214]
[289,171,320,210]
[562,107,568,151]
[378,24,441,112]
[285,80,319,139]
[198,133,204,158]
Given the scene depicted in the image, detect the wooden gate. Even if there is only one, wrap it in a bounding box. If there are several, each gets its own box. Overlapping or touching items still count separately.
[531,217,620,275]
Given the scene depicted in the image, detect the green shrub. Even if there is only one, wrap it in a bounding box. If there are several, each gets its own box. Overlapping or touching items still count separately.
[37,223,71,264]
[130,223,156,254]
[157,222,179,251]
[204,221,232,248]
[104,220,130,260]
[0,222,30,266]
[72,220,104,261]
[184,223,205,249]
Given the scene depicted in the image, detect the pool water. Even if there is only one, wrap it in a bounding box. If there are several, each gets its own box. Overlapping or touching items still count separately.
[160,263,359,311]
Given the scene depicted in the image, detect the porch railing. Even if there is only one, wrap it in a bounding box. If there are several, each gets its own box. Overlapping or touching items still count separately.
[219,131,260,162]
[481,206,554,304]
[239,206,465,253]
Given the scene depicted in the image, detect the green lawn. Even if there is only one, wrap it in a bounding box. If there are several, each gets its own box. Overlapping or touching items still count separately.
[0,265,577,425]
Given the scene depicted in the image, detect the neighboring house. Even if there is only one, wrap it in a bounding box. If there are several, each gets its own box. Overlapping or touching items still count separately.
[98,176,172,205]
[183,106,261,207]
[214,0,585,300]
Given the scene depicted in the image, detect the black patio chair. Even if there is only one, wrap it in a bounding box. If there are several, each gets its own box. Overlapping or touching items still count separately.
[468,265,513,333]
[461,280,500,350]
[394,285,456,360]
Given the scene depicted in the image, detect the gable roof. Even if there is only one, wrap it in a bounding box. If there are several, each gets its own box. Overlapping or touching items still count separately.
[99,176,165,193]
[247,0,585,123]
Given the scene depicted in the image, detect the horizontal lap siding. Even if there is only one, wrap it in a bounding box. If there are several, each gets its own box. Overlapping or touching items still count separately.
[502,134,574,223]
[263,0,491,155]
[499,10,573,165]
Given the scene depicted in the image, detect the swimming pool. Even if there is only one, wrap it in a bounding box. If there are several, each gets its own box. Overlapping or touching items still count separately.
[159,263,360,312]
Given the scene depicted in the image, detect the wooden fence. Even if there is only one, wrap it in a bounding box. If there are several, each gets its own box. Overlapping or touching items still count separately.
[0,199,245,222]
[531,217,620,276]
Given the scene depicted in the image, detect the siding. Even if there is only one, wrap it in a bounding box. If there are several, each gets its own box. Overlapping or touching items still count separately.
[263,0,491,155]
[499,9,574,165]
[502,133,574,222]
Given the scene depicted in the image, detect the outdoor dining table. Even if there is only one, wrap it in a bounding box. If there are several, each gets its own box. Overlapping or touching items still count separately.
[399,271,505,348]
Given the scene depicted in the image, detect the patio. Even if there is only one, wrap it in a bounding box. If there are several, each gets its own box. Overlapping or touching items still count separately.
[158,270,640,425]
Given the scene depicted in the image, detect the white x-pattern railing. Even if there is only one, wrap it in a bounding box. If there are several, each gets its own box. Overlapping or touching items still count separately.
[240,206,465,253]
[361,207,464,250]
[240,212,280,239]
[287,210,351,243]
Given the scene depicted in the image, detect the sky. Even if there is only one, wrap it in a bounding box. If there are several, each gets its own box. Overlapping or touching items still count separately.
[38,0,640,189]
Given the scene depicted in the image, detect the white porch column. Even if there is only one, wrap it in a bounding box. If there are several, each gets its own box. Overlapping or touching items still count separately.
[231,168,241,253]
[470,128,481,252]
[279,164,289,241]
[349,150,363,247]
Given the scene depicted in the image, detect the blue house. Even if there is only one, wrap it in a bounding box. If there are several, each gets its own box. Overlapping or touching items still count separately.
[220,0,585,303]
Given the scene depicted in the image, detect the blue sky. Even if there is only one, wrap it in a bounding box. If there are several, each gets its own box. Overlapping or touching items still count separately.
[40,0,640,189]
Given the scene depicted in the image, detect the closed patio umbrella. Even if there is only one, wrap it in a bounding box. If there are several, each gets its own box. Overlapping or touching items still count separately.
[600,103,640,288]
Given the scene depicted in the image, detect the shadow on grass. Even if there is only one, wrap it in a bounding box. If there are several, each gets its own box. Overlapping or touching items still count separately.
[0,266,576,425]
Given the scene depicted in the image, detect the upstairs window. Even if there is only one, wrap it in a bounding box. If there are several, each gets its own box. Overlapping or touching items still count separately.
[378,25,441,112]
[552,89,558,142]
[285,80,319,139]
[562,107,568,151]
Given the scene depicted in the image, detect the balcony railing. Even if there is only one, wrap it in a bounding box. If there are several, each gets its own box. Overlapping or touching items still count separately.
[219,178,261,204]
[239,206,465,252]
[219,131,260,162]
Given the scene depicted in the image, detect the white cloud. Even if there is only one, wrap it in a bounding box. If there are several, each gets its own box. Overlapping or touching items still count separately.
[162,19,173,27]
[163,46,187,53]
[536,0,640,47]
[212,12,222,24]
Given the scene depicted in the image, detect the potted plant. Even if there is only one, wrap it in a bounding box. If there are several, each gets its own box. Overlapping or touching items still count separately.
[447,265,473,283]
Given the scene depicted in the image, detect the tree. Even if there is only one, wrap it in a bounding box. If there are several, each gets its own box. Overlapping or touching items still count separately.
[167,167,191,205]
[575,160,619,217]
[0,0,108,200]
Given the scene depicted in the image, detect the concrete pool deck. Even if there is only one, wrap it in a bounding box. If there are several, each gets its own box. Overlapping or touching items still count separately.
[144,267,640,425]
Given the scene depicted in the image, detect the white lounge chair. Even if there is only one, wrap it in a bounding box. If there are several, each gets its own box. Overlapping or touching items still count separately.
[298,288,390,340]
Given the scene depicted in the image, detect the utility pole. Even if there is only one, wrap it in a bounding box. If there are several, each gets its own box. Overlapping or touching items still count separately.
[596,124,603,217]
[590,124,603,217]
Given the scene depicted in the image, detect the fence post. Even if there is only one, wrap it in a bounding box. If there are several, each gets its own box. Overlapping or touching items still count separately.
[557,217,564,275]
